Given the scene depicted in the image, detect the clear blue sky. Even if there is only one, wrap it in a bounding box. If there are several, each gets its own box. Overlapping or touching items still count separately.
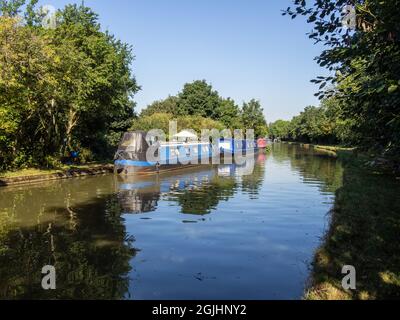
[39,0,328,122]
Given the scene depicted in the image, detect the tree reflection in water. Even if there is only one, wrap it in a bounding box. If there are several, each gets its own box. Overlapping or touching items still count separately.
[116,160,267,216]
[0,179,135,300]
[0,146,350,300]
[271,143,343,193]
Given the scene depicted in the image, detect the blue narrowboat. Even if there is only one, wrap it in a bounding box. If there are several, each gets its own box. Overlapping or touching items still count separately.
[114,131,257,175]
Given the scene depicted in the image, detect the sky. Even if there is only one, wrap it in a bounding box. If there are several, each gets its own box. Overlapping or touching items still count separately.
[37,0,329,122]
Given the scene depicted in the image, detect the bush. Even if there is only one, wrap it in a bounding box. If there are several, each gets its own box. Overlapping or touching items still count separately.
[43,155,62,169]
[79,148,94,164]
[130,113,226,139]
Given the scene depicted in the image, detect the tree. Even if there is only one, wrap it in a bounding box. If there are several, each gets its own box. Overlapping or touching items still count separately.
[177,80,220,118]
[0,0,25,16]
[321,97,354,145]
[269,120,291,140]
[272,98,355,145]
[130,113,225,139]
[131,113,171,135]
[286,105,336,144]
[290,106,334,143]
[0,2,138,169]
[140,96,179,117]
[241,99,268,137]
[141,81,243,131]
[54,4,138,158]
[0,16,59,168]
[214,98,242,129]
[284,0,400,162]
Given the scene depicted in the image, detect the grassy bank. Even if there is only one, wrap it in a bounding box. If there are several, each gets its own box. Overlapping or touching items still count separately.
[281,141,354,157]
[0,163,112,179]
[306,154,400,300]
[0,163,114,187]
[313,145,354,154]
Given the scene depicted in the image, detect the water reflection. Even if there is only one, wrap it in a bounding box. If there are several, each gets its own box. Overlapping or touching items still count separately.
[0,188,135,299]
[0,144,344,299]
[116,154,268,216]
[271,143,343,193]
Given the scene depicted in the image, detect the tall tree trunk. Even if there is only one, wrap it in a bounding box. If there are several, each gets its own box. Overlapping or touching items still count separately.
[66,107,78,151]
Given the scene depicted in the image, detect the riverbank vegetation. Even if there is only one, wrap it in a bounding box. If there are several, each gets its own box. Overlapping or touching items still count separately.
[133,79,269,138]
[306,153,400,300]
[0,162,112,179]
[0,1,269,174]
[271,0,400,174]
[0,1,138,172]
[269,98,352,146]
[281,0,400,299]
[280,141,400,299]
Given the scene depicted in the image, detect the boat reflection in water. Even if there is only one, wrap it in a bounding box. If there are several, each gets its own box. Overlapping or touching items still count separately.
[0,144,350,300]
[115,165,217,215]
[114,154,265,216]
[114,131,259,175]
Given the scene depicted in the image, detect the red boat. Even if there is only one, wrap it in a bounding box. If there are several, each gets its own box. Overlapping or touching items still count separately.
[257,138,268,149]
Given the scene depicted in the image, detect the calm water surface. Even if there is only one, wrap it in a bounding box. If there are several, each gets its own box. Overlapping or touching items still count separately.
[0,143,344,299]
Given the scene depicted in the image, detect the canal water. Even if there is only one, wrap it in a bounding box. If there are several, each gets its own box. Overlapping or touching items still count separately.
[0,143,344,300]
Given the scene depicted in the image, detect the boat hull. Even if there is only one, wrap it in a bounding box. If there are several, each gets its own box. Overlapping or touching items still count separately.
[114,160,207,176]
[114,138,258,176]
[114,152,257,176]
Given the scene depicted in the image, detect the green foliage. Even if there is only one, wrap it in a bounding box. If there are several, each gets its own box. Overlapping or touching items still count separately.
[176,114,225,134]
[0,0,25,16]
[0,2,138,170]
[269,120,291,140]
[272,98,354,145]
[176,80,220,118]
[131,113,172,134]
[289,105,336,144]
[0,1,268,171]
[140,96,179,117]
[139,80,267,136]
[215,98,242,129]
[241,99,268,138]
[79,148,94,163]
[306,157,400,300]
[130,113,225,139]
[272,95,357,145]
[285,0,400,162]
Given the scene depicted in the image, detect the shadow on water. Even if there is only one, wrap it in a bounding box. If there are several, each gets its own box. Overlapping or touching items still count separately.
[309,156,400,299]
[0,180,136,300]
[0,162,266,299]
[0,145,352,299]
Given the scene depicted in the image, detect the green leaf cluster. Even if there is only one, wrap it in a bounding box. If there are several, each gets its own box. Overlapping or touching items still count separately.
[139,80,268,137]
[0,1,139,170]
[285,0,400,162]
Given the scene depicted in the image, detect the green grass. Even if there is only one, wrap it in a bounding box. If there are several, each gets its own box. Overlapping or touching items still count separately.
[0,163,111,179]
[306,155,400,300]
[282,141,354,154]
[314,145,354,153]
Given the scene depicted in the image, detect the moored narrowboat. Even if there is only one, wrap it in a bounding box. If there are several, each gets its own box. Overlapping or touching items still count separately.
[114,131,258,175]
[257,137,268,149]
